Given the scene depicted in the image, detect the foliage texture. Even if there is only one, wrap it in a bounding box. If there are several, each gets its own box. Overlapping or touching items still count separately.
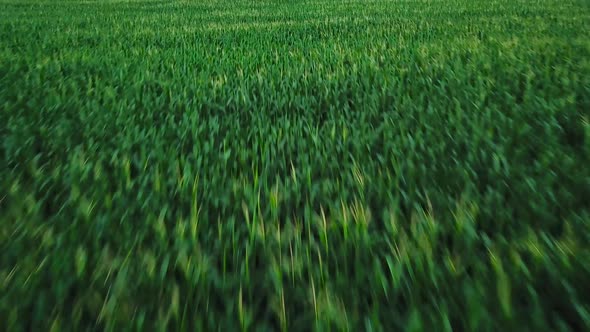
[1,0,590,331]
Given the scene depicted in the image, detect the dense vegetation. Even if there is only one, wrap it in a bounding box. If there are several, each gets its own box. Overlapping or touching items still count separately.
[1,0,589,330]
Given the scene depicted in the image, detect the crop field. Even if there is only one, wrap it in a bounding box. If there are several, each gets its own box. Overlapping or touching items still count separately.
[1,0,590,330]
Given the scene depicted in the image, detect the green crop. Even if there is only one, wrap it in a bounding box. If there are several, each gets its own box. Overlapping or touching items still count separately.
[1,0,589,330]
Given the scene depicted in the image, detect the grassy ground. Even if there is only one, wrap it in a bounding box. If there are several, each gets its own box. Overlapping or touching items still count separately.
[1,0,590,330]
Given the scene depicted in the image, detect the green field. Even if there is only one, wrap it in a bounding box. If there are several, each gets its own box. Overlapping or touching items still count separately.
[1,0,590,330]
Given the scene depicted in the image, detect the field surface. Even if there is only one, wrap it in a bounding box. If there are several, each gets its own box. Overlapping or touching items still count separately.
[1,0,590,330]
